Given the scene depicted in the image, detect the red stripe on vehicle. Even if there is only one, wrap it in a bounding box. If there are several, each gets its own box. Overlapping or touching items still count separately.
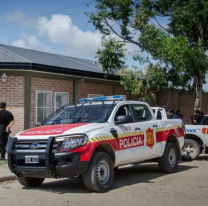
[19,123,90,136]
[61,127,184,162]
[156,127,184,142]
[65,134,145,161]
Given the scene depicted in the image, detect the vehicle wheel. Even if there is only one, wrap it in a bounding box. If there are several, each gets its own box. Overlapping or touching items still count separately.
[83,152,114,192]
[158,143,178,173]
[17,176,44,187]
[181,139,200,161]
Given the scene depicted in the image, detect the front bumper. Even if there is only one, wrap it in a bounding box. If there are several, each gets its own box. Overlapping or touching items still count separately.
[52,152,88,177]
[7,137,89,178]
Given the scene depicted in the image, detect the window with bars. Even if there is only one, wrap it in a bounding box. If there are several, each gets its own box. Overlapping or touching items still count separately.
[55,92,69,111]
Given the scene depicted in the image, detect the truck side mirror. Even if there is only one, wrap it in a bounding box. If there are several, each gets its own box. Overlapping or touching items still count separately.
[115,115,133,125]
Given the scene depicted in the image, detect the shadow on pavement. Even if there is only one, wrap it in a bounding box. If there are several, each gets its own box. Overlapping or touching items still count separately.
[195,154,208,161]
[21,162,197,194]
[112,163,197,190]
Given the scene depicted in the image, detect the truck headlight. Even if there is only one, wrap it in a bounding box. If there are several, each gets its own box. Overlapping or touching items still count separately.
[55,134,88,151]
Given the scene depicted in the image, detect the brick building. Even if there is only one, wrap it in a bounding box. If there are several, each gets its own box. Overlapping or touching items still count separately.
[0,44,207,135]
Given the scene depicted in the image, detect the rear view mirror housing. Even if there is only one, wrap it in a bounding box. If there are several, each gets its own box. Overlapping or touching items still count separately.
[115,115,133,125]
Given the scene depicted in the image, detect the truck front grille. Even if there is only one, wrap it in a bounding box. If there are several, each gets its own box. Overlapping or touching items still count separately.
[13,140,57,153]
[9,138,57,169]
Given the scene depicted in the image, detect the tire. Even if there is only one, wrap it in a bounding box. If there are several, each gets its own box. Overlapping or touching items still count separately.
[181,139,200,161]
[158,143,178,173]
[17,176,44,187]
[83,152,114,192]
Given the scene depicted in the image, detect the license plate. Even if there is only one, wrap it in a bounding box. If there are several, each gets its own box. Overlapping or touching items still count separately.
[25,156,39,163]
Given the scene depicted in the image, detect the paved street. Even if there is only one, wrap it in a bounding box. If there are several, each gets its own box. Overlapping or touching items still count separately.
[1,155,208,206]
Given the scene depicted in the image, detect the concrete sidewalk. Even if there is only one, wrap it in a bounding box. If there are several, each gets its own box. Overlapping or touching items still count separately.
[0,162,16,182]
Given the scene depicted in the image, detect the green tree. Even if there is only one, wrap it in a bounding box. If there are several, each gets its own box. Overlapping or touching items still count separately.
[87,0,208,110]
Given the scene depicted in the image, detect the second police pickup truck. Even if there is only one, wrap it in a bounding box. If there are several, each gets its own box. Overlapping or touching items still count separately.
[152,107,208,161]
[183,116,208,160]
[7,95,184,192]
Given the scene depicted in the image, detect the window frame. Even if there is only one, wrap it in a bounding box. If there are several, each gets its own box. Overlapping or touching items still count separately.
[36,90,52,125]
[200,116,208,125]
[114,104,135,123]
[130,104,153,122]
[54,92,69,112]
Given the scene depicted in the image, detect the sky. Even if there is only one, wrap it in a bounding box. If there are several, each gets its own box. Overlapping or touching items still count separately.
[0,0,208,91]
[0,0,101,59]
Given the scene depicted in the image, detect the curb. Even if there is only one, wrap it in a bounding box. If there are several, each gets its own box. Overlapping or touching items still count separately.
[0,174,16,182]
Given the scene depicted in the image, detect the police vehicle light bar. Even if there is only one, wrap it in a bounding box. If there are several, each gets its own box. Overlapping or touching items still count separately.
[80,95,126,103]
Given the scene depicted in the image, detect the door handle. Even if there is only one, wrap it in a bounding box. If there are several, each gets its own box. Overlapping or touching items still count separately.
[135,127,140,131]
[153,124,157,128]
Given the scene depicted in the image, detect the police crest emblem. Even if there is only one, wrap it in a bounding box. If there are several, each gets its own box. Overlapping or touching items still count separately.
[146,128,154,148]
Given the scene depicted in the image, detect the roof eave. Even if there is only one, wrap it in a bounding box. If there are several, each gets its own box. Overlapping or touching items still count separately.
[0,62,121,81]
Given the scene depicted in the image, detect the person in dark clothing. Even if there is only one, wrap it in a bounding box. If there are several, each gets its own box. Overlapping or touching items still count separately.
[166,108,180,119]
[176,109,183,119]
[0,102,14,160]
[191,110,203,125]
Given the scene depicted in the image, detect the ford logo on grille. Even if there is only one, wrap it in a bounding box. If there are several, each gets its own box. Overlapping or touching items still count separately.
[29,143,39,149]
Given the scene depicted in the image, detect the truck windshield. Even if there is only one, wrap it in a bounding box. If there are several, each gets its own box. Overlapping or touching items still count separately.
[42,102,115,125]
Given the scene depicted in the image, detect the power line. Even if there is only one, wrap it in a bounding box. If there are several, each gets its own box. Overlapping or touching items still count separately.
[0,0,94,27]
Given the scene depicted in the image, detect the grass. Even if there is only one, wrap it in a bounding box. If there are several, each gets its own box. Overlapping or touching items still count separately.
[0,160,8,166]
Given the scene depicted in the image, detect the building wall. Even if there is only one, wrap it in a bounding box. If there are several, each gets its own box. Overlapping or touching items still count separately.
[157,89,179,109]
[30,77,73,128]
[115,86,129,98]
[1,74,208,134]
[179,92,195,124]
[76,82,114,101]
[157,89,208,124]
[0,75,24,135]
[27,77,208,127]
[115,86,158,106]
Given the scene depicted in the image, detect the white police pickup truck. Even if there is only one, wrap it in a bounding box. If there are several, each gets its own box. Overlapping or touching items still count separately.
[7,96,184,192]
[184,116,208,160]
[152,107,208,161]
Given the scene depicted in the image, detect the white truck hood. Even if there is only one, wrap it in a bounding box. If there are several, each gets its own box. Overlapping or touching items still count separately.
[15,122,105,139]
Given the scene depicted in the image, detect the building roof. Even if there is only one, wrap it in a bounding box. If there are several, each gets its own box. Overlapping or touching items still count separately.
[0,44,104,75]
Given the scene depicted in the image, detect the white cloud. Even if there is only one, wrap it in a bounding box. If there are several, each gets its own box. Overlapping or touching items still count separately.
[6,11,26,22]
[12,39,26,48]
[35,14,102,59]
[6,10,37,27]
[9,13,141,64]
[12,33,54,53]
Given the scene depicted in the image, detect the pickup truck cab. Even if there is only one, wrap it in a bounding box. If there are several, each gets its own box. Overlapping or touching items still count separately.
[7,96,184,192]
[152,107,208,160]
